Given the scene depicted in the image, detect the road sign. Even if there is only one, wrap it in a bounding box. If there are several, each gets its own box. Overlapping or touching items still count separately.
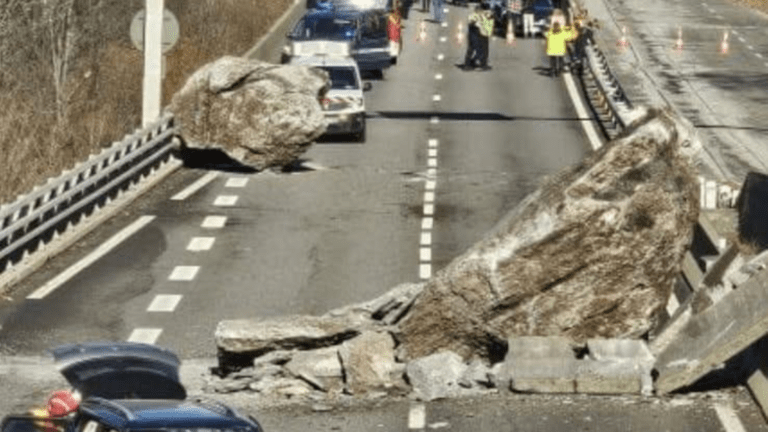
[130,8,180,53]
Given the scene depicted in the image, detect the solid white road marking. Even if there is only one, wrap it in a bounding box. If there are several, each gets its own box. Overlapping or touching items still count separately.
[714,404,747,432]
[424,191,435,202]
[424,203,435,215]
[428,158,438,167]
[225,177,249,188]
[435,73,443,80]
[420,247,432,261]
[420,232,432,245]
[422,217,434,230]
[168,265,199,281]
[433,94,442,101]
[214,195,239,206]
[27,215,156,299]
[428,139,438,147]
[147,294,182,312]
[437,53,445,61]
[187,237,216,251]
[419,263,432,279]
[425,180,436,191]
[202,215,227,229]
[428,148,438,157]
[563,72,603,150]
[127,328,163,344]
[171,172,219,201]
[409,403,427,429]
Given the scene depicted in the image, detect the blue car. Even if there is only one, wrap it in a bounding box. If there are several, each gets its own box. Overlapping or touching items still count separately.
[282,8,392,77]
[1,342,264,432]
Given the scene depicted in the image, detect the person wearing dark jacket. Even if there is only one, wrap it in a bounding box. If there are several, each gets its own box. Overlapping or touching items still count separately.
[461,6,482,69]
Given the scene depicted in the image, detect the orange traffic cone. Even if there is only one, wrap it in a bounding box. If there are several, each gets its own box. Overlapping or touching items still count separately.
[674,26,683,51]
[617,26,628,48]
[720,29,729,54]
[506,21,515,45]
[417,20,427,42]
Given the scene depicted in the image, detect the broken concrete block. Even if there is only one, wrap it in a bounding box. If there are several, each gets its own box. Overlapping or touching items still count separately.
[575,360,644,394]
[654,266,768,394]
[508,358,578,393]
[507,336,575,359]
[406,351,466,401]
[587,338,654,363]
[338,331,405,395]
[284,347,343,393]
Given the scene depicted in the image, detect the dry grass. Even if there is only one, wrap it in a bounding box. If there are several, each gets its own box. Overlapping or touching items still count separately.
[723,0,768,15]
[0,0,293,204]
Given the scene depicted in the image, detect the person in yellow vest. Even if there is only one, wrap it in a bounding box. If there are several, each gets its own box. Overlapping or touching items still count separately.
[544,20,577,77]
[476,8,495,70]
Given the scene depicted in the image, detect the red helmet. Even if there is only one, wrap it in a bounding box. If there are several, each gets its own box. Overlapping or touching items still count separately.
[46,390,80,417]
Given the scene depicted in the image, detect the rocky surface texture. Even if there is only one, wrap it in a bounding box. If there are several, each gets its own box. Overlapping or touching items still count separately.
[169,56,329,170]
[394,106,702,361]
[210,106,705,401]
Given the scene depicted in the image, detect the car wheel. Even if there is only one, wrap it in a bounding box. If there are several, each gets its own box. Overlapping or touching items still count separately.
[355,120,366,142]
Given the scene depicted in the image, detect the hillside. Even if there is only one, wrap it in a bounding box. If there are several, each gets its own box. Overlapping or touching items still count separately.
[0,0,292,204]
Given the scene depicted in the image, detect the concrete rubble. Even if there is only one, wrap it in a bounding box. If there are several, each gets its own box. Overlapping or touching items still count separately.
[169,56,329,170]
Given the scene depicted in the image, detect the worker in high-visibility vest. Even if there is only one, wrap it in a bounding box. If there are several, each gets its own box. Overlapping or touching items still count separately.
[544,21,577,77]
[476,8,495,70]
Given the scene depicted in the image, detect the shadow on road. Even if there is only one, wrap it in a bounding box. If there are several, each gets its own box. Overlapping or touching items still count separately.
[367,110,590,122]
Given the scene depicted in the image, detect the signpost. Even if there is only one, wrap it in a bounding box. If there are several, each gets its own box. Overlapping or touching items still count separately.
[130,2,179,127]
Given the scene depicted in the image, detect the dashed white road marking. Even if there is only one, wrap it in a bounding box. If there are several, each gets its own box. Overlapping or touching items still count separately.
[714,404,747,432]
[420,232,432,246]
[428,148,438,157]
[428,422,450,429]
[433,94,442,101]
[420,247,432,261]
[147,294,182,312]
[214,195,239,206]
[171,172,219,201]
[27,215,156,299]
[435,73,443,80]
[428,138,438,147]
[765,61,768,67]
[225,177,249,188]
[425,180,437,191]
[746,45,754,50]
[437,53,445,60]
[424,191,435,202]
[440,36,447,42]
[424,203,435,215]
[427,168,437,177]
[732,29,739,35]
[715,14,723,19]
[443,7,449,12]
[409,403,427,430]
[419,263,432,279]
[127,328,163,344]
[187,237,216,251]
[441,21,448,27]
[428,158,438,167]
[738,36,746,43]
[202,215,227,229]
[422,217,434,230]
[168,265,200,281]
[755,53,763,58]
[430,116,439,124]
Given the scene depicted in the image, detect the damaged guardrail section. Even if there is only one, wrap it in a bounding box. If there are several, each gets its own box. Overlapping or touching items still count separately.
[0,115,177,278]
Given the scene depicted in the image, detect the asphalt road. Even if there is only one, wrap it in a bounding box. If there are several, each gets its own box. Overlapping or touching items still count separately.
[0,0,767,430]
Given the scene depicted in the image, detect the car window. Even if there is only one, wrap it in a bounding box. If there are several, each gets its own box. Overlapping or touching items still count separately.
[323,67,359,90]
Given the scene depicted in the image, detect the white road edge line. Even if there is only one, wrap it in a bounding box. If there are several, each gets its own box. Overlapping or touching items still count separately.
[171,172,219,201]
[563,72,604,150]
[27,215,156,299]
[409,403,426,429]
[714,404,747,432]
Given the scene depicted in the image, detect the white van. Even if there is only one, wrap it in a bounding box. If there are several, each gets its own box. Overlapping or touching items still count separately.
[291,55,372,142]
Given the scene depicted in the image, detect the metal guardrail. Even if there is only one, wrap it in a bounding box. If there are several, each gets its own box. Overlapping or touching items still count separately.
[0,115,177,272]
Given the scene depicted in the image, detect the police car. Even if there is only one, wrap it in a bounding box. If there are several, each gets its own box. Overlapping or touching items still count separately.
[291,55,371,142]
[0,342,264,432]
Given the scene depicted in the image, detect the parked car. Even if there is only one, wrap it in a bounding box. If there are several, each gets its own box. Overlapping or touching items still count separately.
[291,55,371,142]
[307,0,392,12]
[282,8,392,77]
[1,342,264,432]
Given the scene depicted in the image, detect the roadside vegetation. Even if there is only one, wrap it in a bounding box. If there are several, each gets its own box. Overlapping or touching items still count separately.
[0,0,292,204]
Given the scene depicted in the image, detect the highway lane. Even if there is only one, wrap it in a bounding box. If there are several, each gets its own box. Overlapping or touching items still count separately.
[0,2,594,357]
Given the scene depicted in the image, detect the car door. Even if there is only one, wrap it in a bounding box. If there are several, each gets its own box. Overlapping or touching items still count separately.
[351,12,391,73]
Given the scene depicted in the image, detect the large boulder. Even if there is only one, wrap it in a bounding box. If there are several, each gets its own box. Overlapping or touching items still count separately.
[338,331,406,395]
[395,106,702,361]
[405,351,467,401]
[169,56,328,170]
